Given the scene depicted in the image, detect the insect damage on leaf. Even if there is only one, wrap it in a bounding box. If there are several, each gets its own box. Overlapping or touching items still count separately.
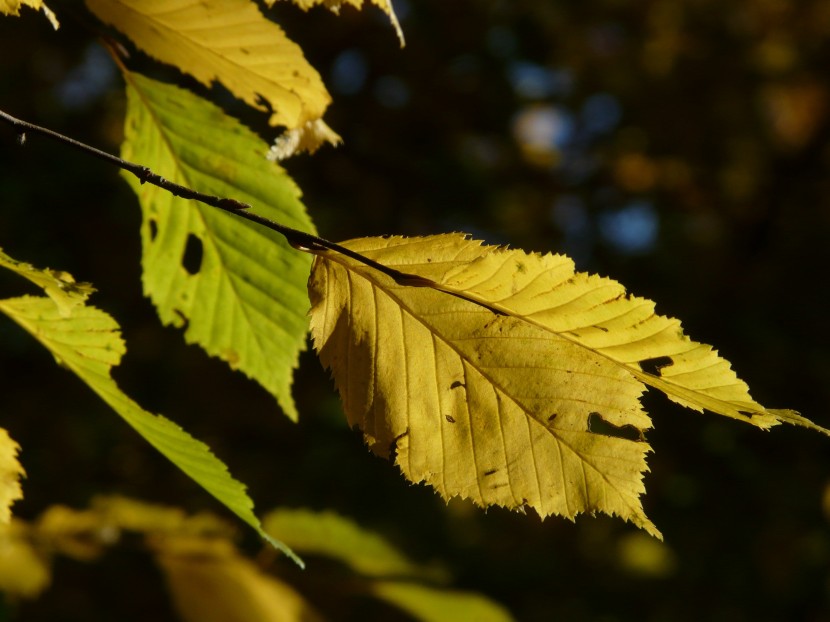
[121,71,315,421]
[308,233,830,537]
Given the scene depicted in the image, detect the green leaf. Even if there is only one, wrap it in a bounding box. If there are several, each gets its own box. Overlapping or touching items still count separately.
[121,71,316,420]
[264,508,512,620]
[0,252,302,565]
[370,581,514,622]
[0,247,94,316]
[264,508,446,581]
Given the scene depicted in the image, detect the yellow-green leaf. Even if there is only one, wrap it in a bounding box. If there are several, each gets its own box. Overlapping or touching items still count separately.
[270,0,404,46]
[0,247,94,317]
[308,233,830,535]
[264,508,446,581]
[122,71,315,420]
[371,581,513,622]
[264,507,512,620]
[0,294,300,564]
[85,0,333,136]
[0,0,58,28]
[0,428,24,524]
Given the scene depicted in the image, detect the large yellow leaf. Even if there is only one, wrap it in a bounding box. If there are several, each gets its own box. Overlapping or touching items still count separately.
[308,234,830,535]
[85,0,334,147]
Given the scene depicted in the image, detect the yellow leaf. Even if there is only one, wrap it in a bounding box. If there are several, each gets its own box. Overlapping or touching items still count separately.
[156,535,323,622]
[0,521,50,599]
[270,0,404,47]
[308,234,830,535]
[0,0,58,28]
[85,0,333,138]
[36,496,235,561]
[0,429,24,524]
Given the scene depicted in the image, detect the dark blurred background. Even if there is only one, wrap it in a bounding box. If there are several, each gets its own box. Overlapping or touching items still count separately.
[1,0,830,620]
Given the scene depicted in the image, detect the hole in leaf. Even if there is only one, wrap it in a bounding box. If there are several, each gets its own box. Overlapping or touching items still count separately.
[182,234,203,275]
[588,412,644,442]
[640,355,673,376]
[148,219,158,241]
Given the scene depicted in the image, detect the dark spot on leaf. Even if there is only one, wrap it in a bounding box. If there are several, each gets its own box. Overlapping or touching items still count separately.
[491,482,508,489]
[483,469,498,476]
[445,415,456,424]
[548,413,558,422]
[389,429,409,460]
[182,234,203,275]
[596,325,609,332]
[515,260,527,274]
[148,219,158,241]
[450,381,465,390]
[588,412,644,442]
[172,309,189,329]
[640,355,674,376]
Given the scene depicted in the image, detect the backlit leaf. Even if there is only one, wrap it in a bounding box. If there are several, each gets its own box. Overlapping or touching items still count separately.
[308,233,830,535]
[0,247,94,317]
[0,295,300,564]
[264,508,446,581]
[371,581,513,622]
[0,0,58,28]
[121,71,315,420]
[0,428,24,524]
[0,248,301,564]
[85,0,332,140]
[264,507,512,620]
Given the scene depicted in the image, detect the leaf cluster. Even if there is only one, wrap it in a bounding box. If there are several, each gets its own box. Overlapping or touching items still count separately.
[0,1,828,620]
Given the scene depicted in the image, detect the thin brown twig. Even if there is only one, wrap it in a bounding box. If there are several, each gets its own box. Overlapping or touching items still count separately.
[0,107,432,288]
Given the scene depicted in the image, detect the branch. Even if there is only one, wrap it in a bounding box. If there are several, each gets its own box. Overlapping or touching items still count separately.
[0,108,430,288]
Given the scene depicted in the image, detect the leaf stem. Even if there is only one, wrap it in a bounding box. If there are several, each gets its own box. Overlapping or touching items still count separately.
[0,108,424,287]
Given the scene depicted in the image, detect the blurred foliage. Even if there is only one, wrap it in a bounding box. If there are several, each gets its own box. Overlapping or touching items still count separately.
[1,0,830,620]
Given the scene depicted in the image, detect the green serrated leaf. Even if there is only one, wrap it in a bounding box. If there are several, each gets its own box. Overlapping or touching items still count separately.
[121,71,315,421]
[0,289,301,566]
